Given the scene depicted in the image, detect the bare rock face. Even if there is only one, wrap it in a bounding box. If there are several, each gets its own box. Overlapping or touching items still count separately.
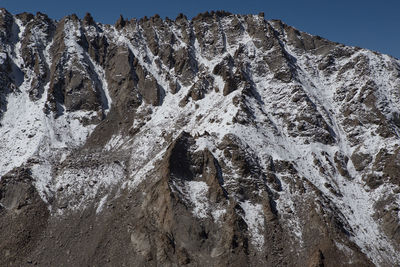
[0,9,400,267]
[0,168,49,265]
[0,8,18,119]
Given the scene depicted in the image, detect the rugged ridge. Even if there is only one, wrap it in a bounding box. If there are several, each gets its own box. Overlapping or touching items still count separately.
[0,8,400,266]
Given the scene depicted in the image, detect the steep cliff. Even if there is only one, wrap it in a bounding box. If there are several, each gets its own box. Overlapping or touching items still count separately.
[0,9,399,266]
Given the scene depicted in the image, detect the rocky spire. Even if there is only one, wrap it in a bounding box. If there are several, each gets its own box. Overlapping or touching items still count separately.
[115,14,126,29]
[83,12,95,26]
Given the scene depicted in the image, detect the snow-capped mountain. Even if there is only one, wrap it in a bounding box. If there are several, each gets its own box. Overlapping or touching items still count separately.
[0,8,399,266]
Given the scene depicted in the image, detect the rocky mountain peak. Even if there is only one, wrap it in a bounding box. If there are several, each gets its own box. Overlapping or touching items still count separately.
[0,9,399,266]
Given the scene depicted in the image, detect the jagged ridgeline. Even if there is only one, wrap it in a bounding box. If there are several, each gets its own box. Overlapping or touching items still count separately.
[0,8,400,266]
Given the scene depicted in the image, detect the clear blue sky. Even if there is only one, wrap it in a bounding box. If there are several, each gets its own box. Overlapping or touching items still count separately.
[1,0,399,59]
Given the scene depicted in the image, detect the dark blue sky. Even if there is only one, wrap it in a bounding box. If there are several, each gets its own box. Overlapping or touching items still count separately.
[2,0,399,59]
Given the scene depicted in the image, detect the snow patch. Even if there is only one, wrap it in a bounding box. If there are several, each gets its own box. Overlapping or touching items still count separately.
[186,181,209,219]
[0,51,7,65]
[30,162,53,204]
[240,200,265,248]
[96,195,108,214]
[212,208,226,222]
[55,162,125,213]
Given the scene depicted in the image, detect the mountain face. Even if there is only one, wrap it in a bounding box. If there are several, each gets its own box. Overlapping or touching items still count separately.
[0,8,399,266]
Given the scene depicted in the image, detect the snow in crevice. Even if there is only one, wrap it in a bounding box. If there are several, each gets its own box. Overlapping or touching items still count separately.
[64,19,112,113]
[96,194,108,214]
[275,177,304,245]
[240,200,265,248]
[88,56,112,113]
[112,26,171,93]
[171,180,210,219]
[186,181,210,218]
[64,18,86,68]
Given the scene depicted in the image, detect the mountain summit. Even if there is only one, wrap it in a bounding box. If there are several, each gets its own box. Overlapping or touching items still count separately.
[0,9,399,266]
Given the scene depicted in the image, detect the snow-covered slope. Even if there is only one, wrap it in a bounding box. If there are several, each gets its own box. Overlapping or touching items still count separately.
[0,9,399,266]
